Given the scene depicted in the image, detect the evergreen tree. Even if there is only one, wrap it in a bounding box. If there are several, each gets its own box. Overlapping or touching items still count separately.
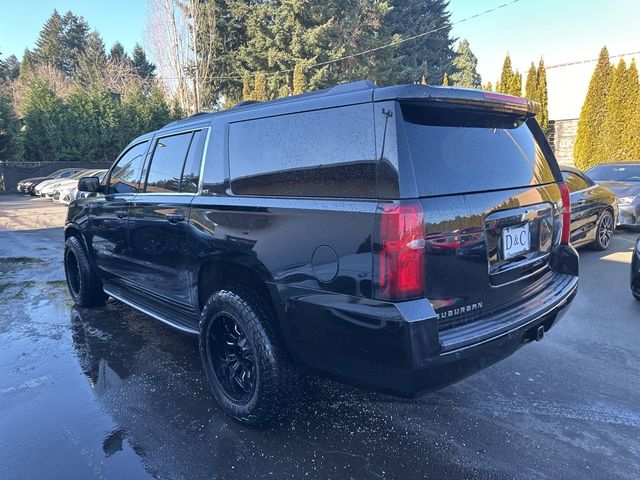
[76,31,107,85]
[131,44,155,79]
[22,79,66,162]
[442,72,449,86]
[3,55,20,81]
[253,72,266,100]
[33,10,65,71]
[497,54,514,94]
[536,58,549,135]
[450,39,481,88]
[508,70,522,96]
[525,62,537,99]
[60,11,89,76]
[293,63,306,95]
[574,47,613,169]
[0,94,21,162]
[242,72,252,100]
[625,59,640,159]
[603,59,634,162]
[482,81,493,91]
[19,49,35,78]
[385,0,455,85]
[109,42,129,64]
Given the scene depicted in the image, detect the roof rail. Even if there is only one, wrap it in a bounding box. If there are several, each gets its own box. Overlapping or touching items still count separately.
[233,100,262,109]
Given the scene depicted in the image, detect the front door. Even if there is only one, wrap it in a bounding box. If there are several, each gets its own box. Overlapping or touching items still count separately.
[88,141,149,279]
[126,128,207,309]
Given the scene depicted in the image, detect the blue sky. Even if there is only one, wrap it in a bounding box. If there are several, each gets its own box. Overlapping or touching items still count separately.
[1,0,639,118]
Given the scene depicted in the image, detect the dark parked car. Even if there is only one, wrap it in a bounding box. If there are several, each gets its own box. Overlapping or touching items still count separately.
[585,162,640,227]
[17,168,83,195]
[561,167,617,250]
[64,81,579,424]
[631,237,640,301]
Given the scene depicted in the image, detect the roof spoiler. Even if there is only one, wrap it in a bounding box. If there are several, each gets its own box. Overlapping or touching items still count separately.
[384,85,539,118]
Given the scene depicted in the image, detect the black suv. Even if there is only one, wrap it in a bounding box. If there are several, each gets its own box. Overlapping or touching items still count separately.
[64,81,579,424]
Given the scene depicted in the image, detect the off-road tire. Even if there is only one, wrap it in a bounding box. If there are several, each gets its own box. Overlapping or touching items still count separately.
[199,287,297,426]
[64,236,108,307]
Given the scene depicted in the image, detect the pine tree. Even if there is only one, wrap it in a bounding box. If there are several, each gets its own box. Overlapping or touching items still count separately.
[76,31,107,85]
[293,63,306,95]
[34,10,65,71]
[242,72,252,100]
[3,55,20,81]
[385,0,456,84]
[109,42,129,64]
[497,54,514,94]
[253,72,266,101]
[482,81,493,91]
[420,75,428,85]
[60,11,89,76]
[19,49,35,78]
[131,44,155,79]
[574,47,613,169]
[536,58,549,135]
[442,72,449,86]
[525,62,537,99]
[450,39,481,88]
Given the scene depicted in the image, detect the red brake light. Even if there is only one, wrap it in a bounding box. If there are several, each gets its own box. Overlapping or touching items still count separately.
[559,182,571,245]
[376,201,425,301]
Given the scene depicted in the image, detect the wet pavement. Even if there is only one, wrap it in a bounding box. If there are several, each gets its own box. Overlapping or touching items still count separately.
[1,194,639,480]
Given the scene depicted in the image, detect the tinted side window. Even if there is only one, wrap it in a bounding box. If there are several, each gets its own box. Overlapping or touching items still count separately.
[562,172,589,192]
[229,104,376,198]
[145,132,193,193]
[108,142,149,194]
[180,129,206,193]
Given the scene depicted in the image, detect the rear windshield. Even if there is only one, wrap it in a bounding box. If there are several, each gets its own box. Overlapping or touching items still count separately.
[401,104,556,197]
[586,164,640,182]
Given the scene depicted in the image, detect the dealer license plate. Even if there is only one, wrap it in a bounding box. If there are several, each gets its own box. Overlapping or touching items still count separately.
[502,223,531,260]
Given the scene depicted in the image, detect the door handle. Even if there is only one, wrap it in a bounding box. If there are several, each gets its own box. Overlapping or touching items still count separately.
[115,210,128,219]
[165,213,185,224]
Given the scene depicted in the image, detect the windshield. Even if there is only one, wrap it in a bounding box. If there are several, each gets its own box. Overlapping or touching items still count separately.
[586,164,640,182]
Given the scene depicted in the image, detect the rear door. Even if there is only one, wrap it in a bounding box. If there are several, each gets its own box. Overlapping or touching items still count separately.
[396,102,563,330]
[126,127,208,309]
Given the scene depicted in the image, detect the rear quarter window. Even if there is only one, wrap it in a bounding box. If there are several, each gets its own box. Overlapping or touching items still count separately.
[400,104,556,197]
[228,104,376,198]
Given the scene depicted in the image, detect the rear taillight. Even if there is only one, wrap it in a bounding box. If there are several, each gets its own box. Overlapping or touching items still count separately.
[375,201,425,301]
[559,182,571,245]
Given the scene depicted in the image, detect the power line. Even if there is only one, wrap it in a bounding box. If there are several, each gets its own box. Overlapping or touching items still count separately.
[547,50,640,70]
[157,0,524,82]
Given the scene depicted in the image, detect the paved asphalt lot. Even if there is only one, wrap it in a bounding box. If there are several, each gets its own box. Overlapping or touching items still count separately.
[0,194,639,480]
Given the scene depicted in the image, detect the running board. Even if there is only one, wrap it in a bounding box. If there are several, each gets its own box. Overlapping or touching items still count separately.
[104,283,199,335]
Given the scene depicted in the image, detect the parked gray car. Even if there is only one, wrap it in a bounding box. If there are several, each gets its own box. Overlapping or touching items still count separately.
[586,162,640,228]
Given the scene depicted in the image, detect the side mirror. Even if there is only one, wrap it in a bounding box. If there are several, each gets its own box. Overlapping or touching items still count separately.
[77,176,101,193]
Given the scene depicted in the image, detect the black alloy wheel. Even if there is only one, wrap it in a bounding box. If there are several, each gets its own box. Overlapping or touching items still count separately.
[206,312,257,404]
[593,210,614,251]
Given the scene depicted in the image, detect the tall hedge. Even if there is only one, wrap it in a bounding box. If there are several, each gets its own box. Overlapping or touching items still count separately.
[574,47,613,169]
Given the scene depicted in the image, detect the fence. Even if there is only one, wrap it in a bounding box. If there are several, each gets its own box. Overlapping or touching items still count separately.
[0,162,113,192]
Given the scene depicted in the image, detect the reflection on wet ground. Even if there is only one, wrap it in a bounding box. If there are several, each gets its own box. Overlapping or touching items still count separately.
[1,224,640,479]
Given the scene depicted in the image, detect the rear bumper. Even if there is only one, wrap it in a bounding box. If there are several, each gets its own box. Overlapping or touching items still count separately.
[276,248,579,397]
